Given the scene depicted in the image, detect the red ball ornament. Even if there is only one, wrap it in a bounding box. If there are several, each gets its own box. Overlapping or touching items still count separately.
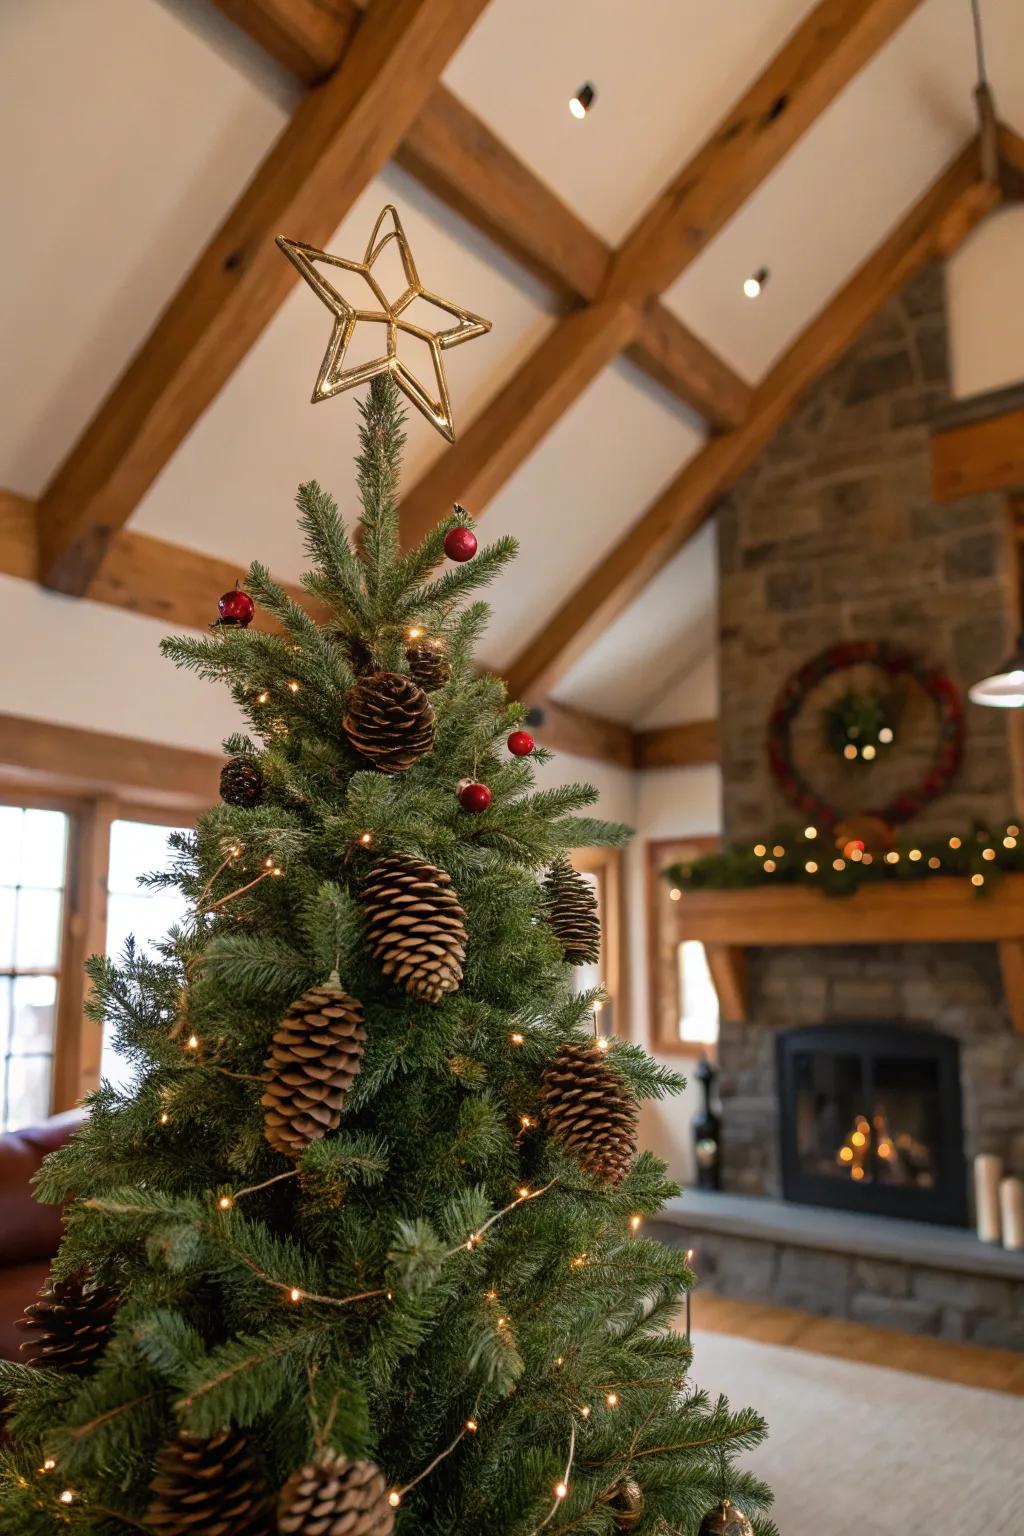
[507,730,535,757]
[444,526,478,563]
[458,780,493,814]
[217,587,255,628]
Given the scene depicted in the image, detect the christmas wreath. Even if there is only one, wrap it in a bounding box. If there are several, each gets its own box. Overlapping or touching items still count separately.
[768,640,964,828]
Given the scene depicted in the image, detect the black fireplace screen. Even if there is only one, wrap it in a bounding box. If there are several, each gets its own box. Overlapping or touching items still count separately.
[776,1024,968,1226]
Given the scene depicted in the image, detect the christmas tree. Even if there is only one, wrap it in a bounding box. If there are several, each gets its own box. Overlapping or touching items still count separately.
[0,375,773,1534]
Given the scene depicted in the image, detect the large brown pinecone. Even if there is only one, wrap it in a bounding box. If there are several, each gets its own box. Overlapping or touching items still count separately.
[343,672,435,773]
[17,1269,117,1373]
[362,854,466,1004]
[261,982,366,1160]
[405,638,451,692]
[148,1428,272,1536]
[278,1452,395,1536]
[542,857,600,965]
[541,1043,638,1186]
[220,756,264,808]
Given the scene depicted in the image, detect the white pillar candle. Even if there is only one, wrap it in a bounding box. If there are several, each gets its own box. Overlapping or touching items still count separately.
[1000,1176,1024,1251]
[974,1154,1003,1243]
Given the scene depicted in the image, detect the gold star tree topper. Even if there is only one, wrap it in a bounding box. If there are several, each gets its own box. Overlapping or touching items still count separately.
[277,205,490,443]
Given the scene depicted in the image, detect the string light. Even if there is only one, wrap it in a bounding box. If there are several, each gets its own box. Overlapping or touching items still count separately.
[358,832,374,846]
[629,1214,642,1232]
[844,744,858,760]
[596,1037,610,1053]
[517,1185,531,1199]
[804,861,818,874]
[928,856,941,869]
[217,1195,233,1211]
[1005,835,1018,849]
[950,836,962,849]
[520,1114,534,1129]
[388,1491,402,1508]
[407,626,424,640]
[465,1419,479,1433]
[972,873,985,887]
[510,1032,525,1046]
[59,1491,75,1505]
[554,1482,568,1500]
[885,851,899,864]
[669,886,682,901]
[485,1288,498,1301]
[289,1287,302,1303]
[983,847,996,861]
[1009,825,1020,837]
[909,849,922,861]
[287,680,300,693]
[833,858,846,871]
[185,1034,199,1051]
[804,826,818,839]
[753,843,767,857]
[763,859,777,873]
[862,744,877,761]
[605,1392,619,1407]
[772,845,785,857]
[255,691,270,705]
[159,1112,170,1125]
[862,853,874,865]
[41,1459,56,1473]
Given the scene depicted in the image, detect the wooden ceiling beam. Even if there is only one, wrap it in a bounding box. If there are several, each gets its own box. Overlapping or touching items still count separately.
[634,718,720,771]
[605,0,925,305]
[505,137,996,703]
[210,0,361,84]
[932,405,1024,502]
[523,699,634,770]
[398,0,922,545]
[35,0,491,599]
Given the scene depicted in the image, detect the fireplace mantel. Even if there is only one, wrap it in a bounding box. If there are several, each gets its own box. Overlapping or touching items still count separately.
[675,874,1024,1032]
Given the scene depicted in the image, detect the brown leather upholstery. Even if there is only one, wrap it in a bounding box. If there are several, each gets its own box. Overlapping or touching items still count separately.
[0,1111,84,1361]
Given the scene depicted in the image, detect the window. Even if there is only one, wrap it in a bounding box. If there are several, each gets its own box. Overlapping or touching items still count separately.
[676,939,719,1046]
[101,819,190,1091]
[0,806,70,1131]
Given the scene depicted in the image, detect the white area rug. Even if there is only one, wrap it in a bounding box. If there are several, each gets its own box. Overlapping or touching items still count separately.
[692,1329,1024,1534]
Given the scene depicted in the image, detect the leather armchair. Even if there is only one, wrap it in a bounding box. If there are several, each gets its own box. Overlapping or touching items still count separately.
[0,1112,84,1361]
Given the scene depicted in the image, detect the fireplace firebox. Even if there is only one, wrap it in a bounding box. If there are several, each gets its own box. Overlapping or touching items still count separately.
[776,1024,968,1226]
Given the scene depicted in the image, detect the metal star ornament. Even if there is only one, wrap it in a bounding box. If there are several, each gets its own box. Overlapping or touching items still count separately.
[277,205,491,442]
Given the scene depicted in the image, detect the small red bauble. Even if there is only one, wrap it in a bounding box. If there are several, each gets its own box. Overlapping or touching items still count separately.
[217,588,255,627]
[458,780,493,814]
[444,526,478,563]
[507,730,535,757]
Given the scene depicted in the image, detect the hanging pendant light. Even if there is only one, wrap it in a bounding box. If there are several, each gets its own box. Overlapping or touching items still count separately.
[969,634,1024,708]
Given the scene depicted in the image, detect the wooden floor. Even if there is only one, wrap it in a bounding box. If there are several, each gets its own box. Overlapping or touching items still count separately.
[696,1293,1024,1395]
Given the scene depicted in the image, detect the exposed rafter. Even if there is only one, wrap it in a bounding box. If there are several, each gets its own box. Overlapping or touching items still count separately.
[505,136,998,703]
[634,719,720,771]
[397,0,924,548]
[35,0,491,598]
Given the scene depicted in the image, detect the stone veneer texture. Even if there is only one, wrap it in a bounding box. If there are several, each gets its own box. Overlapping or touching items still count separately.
[714,262,1024,1201]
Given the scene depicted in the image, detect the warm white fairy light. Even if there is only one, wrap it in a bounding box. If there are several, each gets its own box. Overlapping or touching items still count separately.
[804,826,817,839]
[407,626,424,640]
[185,1034,199,1051]
[510,1032,525,1046]
[833,858,845,871]
[1004,835,1017,849]
[629,1214,642,1232]
[950,836,962,849]
[928,856,941,869]
[596,1037,610,1053]
[885,851,899,864]
[554,1481,568,1499]
[983,847,996,861]
[669,886,682,901]
[804,861,818,874]
[909,848,922,861]
[579,1404,591,1419]
[287,680,300,693]
[972,873,985,887]
[520,1114,534,1129]
[159,1112,170,1125]
[40,1458,56,1473]
[289,1287,302,1303]
[217,1195,233,1211]
[59,1490,75,1505]
[358,832,374,846]
[388,1491,402,1508]
[753,843,767,857]
[605,1392,619,1407]
[772,844,785,857]
[465,1419,479,1433]
[256,690,270,705]
[517,1185,531,1199]
[763,859,777,873]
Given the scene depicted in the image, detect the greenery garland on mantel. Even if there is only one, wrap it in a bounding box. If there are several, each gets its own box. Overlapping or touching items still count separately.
[663,821,1024,900]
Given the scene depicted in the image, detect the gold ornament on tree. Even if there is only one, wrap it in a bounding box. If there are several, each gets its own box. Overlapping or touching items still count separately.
[605,1478,644,1529]
[698,1498,755,1536]
[261,980,366,1160]
[278,204,490,442]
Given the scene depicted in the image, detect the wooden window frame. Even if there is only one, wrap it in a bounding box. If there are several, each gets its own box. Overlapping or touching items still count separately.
[570,846,628,1040]
[645,835,720,1057]
[0,782,199,1114]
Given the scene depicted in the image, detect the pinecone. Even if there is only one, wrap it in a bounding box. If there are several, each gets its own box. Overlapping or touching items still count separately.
[541,1043,638,1187]
[278,1452,395,1536]
[343,672,435,773]
[17,1269,117,1373]
[261,982,366,1160]
[220,756,264,808]
[542,857,600,965]
[362,854,466,1003]
[148,1428,272,1536]
[405,638,451,692]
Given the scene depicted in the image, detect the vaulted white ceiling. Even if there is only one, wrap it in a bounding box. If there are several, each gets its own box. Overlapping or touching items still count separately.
[2,0,1022,735]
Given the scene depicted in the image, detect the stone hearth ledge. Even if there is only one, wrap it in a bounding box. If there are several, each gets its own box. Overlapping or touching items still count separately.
[652,1191,1024,1281]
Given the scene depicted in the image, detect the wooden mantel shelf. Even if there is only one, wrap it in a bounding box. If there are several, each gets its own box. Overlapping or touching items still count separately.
[674,876,1024,1032]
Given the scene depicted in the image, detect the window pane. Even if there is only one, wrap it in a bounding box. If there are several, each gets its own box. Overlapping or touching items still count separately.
[678,940,719,1046]
[19,810,68,889]
[0,887,15,968]
[101,819,190,1087]
[0,807,22,885]
[14,888,63,969]
[107,821,184,895]
[5,1054,54,1134]
[11,974,57,1051]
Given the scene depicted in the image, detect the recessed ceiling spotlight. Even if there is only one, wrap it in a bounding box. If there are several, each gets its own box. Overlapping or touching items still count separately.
[743,267,769,299]
[569,82,596,120]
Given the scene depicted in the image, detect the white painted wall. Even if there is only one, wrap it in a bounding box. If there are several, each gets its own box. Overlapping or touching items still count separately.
[947,205,1024,400]
[0,575,242,753]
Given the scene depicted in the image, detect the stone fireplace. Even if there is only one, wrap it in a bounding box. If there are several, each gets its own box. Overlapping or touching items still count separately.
[652,264,1024,1348]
